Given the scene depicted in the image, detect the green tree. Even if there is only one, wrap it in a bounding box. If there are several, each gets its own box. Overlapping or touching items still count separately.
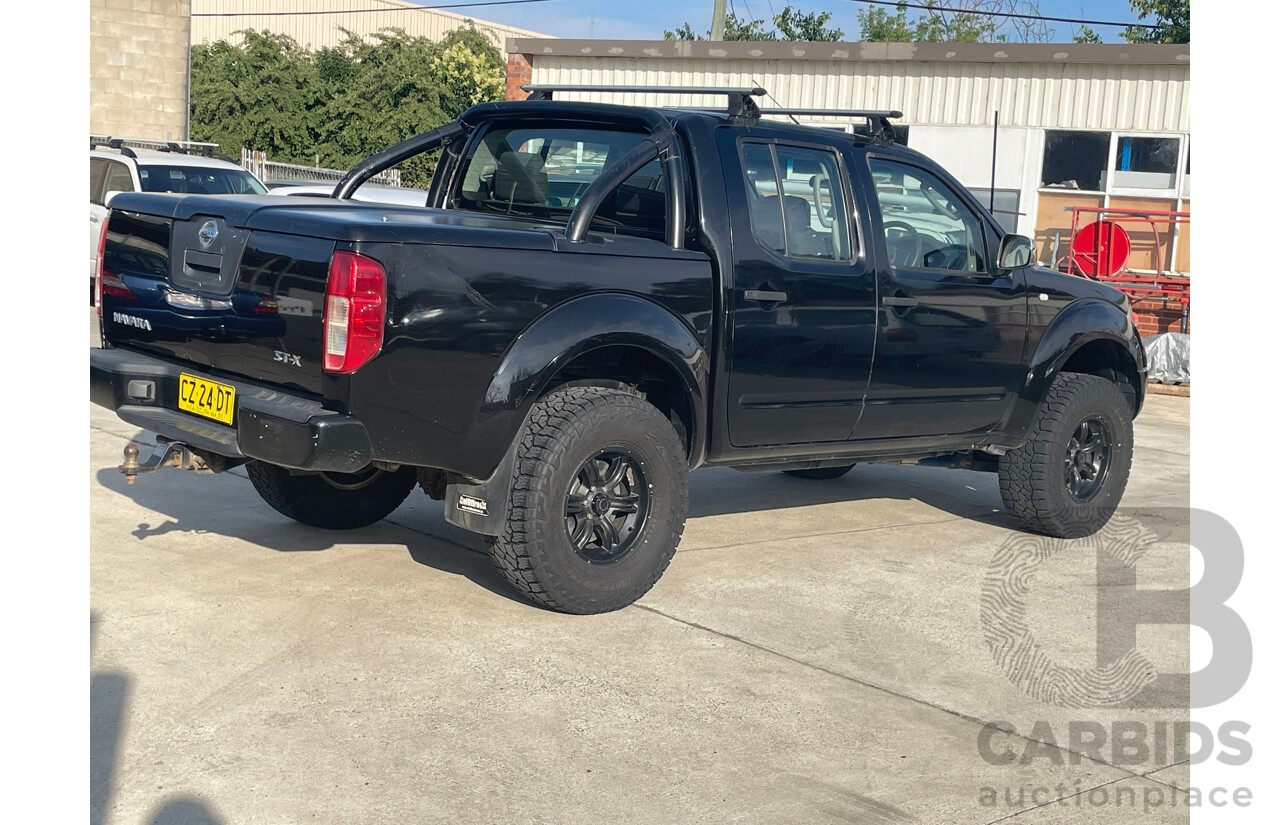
[189,30,325,162]
[190,23,505,188]
[664,4,843,41]
[1123,0,1189,43]
[1073,25,1103,44]
[856,2,914,41]
[858,0,1071,43]
[773,8,844,41]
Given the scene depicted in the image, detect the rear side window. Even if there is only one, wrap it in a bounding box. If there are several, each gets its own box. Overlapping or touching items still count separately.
[100,160,135,202]
[90,158,108,204]
[452,126,667,237]
[740,141,851,261]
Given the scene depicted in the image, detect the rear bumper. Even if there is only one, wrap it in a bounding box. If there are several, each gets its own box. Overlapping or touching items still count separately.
[90,347,373,472]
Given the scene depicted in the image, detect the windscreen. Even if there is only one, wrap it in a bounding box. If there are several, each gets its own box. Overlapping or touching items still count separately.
[138,165,268,195]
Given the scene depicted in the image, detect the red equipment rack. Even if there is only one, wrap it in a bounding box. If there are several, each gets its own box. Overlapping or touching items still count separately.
[1059,206,1191,332]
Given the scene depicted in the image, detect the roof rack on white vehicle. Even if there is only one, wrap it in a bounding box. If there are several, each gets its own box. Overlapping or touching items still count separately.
[89,135,238,163]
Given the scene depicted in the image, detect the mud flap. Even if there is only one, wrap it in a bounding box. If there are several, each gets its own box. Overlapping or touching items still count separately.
[443,436,520,536]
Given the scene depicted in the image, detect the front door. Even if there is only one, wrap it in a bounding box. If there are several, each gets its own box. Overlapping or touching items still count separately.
[852,155,1028,440]
[724,134,877,448]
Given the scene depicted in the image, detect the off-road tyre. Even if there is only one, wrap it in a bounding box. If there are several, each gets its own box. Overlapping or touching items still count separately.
[489,386,689,614]
[246,461,417,530]
[783,464,856,480]
[998,372,1133,538]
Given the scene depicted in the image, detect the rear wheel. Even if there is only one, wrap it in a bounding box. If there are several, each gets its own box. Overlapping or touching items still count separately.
[246,462,417,529]
[998,372,1133,538]
[783,464,856,480]
[489,386,688,614]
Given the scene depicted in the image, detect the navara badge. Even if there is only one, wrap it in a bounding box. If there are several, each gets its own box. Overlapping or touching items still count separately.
[197,220,219,248]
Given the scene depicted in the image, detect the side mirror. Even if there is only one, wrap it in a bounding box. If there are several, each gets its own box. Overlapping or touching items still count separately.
[997,234,1035,270]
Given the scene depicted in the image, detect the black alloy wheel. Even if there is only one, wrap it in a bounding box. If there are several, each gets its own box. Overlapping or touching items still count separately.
[564,448,652,564]
[1064,416,1112,502]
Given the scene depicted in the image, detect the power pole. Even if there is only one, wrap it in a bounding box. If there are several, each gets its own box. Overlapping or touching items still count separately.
[711,0,727,40]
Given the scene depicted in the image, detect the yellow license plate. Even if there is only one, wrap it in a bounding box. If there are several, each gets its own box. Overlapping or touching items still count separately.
[178,373,236,425]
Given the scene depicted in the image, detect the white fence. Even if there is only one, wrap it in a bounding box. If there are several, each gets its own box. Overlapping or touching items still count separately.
[240,149,402,187]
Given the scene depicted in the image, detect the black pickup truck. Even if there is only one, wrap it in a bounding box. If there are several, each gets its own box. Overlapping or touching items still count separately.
[91,86,1145,614]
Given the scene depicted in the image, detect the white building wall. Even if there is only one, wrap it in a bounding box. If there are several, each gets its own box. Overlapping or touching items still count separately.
[192,0,550,50]
[528,57,1189,133]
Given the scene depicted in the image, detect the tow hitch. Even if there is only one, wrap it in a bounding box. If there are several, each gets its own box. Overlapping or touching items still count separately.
[119,440,233,484]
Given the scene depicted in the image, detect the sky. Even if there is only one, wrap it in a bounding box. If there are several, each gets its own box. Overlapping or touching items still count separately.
[461,0,1154,42]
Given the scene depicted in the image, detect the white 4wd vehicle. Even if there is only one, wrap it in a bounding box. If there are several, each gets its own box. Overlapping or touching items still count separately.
[90,136,267,302]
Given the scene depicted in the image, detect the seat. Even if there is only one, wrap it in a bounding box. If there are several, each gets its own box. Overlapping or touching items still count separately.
[781,196,828,258]
[491,151,547,209]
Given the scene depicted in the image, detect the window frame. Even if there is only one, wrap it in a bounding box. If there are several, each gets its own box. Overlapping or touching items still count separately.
[736,136,857,265]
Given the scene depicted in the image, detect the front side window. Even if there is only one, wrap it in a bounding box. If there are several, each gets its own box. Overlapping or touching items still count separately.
[741,141,851,261]
[869,158,987,273]
[453,125,667,237]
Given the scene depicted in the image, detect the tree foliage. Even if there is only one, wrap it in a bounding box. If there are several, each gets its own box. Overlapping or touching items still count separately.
[189,24,505,187]
[1123,0,1189,43]
[856,0,1062,43]
[664,4,843,41]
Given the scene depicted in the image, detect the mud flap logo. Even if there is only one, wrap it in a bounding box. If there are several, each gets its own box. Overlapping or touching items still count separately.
[457,495,488,516]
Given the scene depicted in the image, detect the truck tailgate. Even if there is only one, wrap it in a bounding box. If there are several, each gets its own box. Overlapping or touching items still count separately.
[98,194,556,397]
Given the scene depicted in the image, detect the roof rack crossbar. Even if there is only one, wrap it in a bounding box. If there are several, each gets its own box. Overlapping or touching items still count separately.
[756,109,905,144]
[520,84,765,122]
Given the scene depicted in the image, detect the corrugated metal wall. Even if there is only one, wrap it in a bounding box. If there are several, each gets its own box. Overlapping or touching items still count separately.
[192,0,550,50]
[529,57,1190,132]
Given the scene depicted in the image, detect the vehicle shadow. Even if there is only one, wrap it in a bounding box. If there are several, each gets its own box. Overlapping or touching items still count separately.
[93,430,1024,607]
[687,461,1018,527]
[90,613,128,825]
[92,613,229,825]
[91,443,527,607]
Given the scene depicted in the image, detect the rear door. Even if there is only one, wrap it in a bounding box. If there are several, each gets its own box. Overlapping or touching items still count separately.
[850,154,1028,440]
[722,131,877,448]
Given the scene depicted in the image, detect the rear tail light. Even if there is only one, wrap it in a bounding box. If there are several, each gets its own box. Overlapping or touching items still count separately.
[94,217,109,315]
[95,215,138,312]
[323,250,387,373]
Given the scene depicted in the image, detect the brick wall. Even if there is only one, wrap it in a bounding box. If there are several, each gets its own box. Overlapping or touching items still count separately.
[90,0,191,140]
[506,53,532,101]
[1134,297,1189,337]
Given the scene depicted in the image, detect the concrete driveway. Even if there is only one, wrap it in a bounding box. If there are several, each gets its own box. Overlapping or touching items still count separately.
[90,316,1191,824]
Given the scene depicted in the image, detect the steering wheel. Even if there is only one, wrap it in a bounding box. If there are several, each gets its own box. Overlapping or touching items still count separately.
[882,220,922,268]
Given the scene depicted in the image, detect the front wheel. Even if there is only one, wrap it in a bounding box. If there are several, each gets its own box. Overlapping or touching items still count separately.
[489,386,689,614]
[246,462,417,529]
[998,372,1134,538]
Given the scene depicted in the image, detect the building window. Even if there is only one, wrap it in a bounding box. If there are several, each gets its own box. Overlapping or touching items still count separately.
[967,188,1022,235]
[1040,130,1189,198]
[1108,136,1180,191]
[1041,131,1109,192]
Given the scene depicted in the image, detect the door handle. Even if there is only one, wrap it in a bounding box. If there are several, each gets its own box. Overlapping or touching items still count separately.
[745,289,788,303]
[881,296,918,308]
